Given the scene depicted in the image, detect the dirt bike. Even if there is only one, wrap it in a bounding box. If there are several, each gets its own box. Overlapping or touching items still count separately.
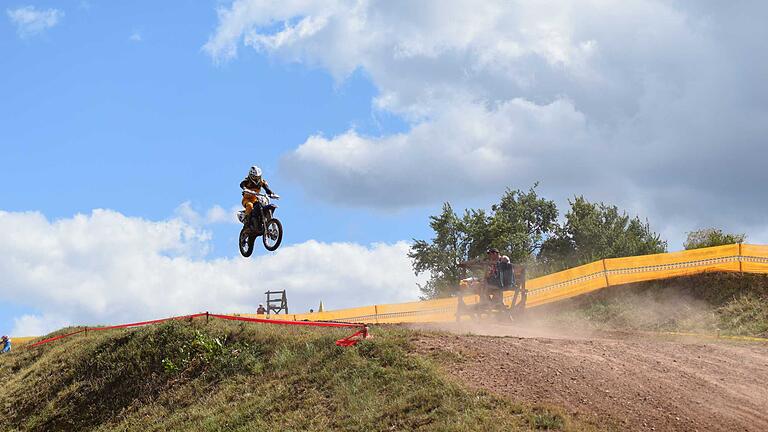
[238,190,283,256]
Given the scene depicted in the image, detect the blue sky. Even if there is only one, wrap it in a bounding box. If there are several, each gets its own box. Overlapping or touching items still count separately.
[1,1,436,334]
[1,1,431,252]
[2,1,767,336]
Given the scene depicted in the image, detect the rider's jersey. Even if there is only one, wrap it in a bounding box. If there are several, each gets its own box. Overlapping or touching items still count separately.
[240,177,274,196]
[1,339,10,353]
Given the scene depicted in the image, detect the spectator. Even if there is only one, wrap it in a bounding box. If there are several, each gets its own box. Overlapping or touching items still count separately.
[500,255,515,288]
[485,248,514,305]
[256,303,267,315]
[1,335,10,353]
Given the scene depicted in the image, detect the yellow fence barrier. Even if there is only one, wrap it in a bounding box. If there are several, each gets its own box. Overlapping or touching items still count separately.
[245,243,768,324]
[12,243,768,342]
[6,336,36,346]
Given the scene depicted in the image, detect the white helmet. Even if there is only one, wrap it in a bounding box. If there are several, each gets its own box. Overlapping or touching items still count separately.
[249,166,262,181]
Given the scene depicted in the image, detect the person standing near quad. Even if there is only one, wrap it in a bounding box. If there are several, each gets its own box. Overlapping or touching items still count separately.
[484,248,514,306]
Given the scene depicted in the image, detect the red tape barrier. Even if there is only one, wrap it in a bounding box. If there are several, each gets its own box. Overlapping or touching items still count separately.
[26,312,369,349]
[27,328,87,348]
[87,313,208,332]
[208,313,369,347]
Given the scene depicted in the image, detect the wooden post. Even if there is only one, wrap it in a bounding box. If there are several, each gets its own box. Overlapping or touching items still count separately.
[602,259,610,287]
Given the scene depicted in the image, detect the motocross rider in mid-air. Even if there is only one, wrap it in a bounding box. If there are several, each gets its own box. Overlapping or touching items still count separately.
[240,165,279,227]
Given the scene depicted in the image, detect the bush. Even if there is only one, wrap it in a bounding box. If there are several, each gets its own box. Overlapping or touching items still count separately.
[683,228,745,250]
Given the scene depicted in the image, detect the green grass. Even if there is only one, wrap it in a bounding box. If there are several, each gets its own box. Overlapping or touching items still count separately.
[717,294,768,337]
[0,319,585,432]
[532,272,768,337]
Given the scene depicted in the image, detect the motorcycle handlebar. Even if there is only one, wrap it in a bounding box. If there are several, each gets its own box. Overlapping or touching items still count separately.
[242,189,279,199]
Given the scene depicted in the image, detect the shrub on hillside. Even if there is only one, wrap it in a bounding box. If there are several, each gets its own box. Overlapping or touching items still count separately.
[683,228,745,250]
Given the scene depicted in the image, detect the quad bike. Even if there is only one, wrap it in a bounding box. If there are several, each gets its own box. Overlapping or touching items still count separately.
[238,190,283,256]
[455,277,513,322]
[455,263,527,322]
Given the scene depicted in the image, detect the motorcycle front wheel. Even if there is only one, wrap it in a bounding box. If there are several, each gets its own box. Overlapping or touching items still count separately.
[263,218,283,251]
[239,227,255,257]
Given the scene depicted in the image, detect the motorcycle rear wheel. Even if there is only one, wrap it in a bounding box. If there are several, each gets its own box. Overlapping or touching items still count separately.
[263,218,283,251]
[239,227,255,257]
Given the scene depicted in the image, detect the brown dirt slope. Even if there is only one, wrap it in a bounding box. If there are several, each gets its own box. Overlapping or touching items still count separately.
[413,328,768,431]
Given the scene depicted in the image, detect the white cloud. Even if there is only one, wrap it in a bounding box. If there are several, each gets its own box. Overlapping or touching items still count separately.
[205,204,239,224]
[283,97,595,207]
[174,201,240,225]
[11,314,69,337]
[129,31,142,42]
[7,6,63,37]
[0,209,422,335]
[205,0,768,239]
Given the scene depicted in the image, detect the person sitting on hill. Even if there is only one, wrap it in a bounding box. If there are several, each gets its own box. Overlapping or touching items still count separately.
[1,335,10,353]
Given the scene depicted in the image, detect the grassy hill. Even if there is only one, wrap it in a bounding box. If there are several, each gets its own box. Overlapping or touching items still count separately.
[0,319,585,432]
[5,273,765,431]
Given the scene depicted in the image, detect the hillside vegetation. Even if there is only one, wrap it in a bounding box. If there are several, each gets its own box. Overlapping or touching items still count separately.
[532,273,768,337]
[0,320,585,432]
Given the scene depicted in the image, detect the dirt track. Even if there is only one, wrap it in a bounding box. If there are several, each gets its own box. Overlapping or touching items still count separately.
[411,324,768,431]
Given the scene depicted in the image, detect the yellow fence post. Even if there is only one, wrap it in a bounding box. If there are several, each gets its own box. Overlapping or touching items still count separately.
[739,243,744,273]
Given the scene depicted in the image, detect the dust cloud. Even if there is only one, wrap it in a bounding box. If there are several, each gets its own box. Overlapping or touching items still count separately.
[411,285,721,339]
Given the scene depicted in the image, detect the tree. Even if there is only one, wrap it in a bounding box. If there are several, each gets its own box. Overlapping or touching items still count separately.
[486,185,559,262]
[408,203,468,299]
[412,192,669,298]
[539,196,667,271]
[409,184,560,299]
[683,228,746,250]
[461,208,492,260]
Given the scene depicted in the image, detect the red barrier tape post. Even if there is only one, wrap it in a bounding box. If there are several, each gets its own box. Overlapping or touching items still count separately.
[26,312,369,349]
